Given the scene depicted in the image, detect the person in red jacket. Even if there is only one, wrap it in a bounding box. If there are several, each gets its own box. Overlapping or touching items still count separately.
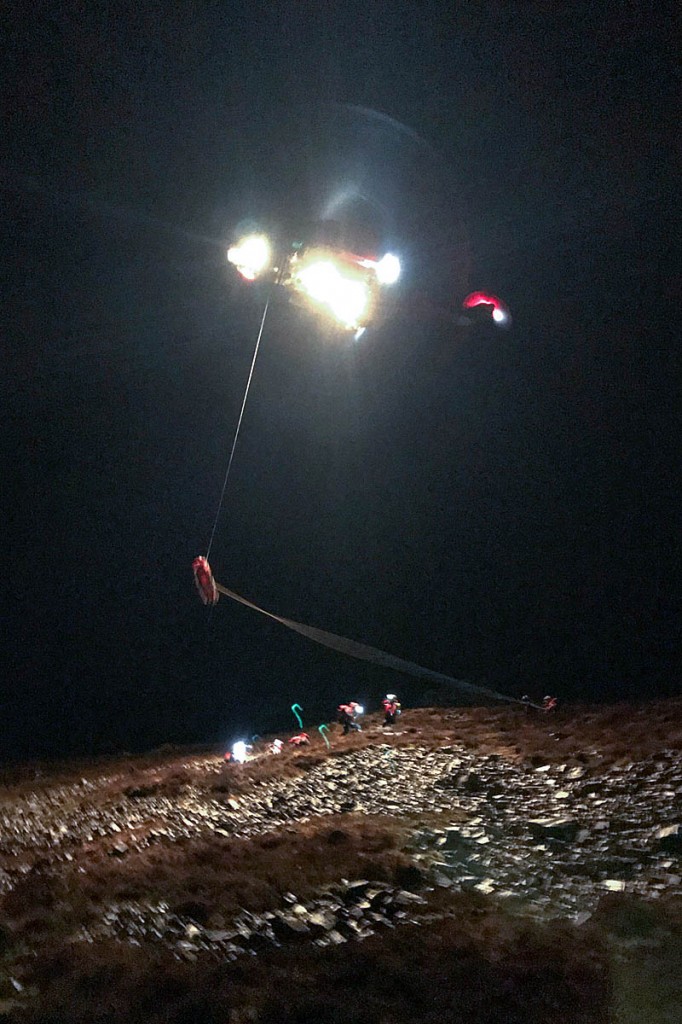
[542,695,558,713]
[338,702,363,735]
[382,694,401,727]
[288,732,310,747]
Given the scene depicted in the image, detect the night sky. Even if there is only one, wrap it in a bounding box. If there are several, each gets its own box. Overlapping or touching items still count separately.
[3,3,680,761]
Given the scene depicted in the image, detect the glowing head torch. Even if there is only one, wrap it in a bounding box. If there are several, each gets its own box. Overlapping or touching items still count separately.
[232,740,249,763]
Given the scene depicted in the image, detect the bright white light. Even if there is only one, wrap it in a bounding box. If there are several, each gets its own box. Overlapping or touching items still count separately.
[232,740,248,763]
[298,261,338,304]
[492,307,506,323]
[376,253,401,285]
[329,276,369,328]
[355,705,365,716]
[354,327,366,341]
[227,234,272,281]
[296,259,371,330]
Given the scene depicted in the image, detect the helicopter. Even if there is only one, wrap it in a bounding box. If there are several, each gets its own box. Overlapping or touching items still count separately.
[227,218,510,338]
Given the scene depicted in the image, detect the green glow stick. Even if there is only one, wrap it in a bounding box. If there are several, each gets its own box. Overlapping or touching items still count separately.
[318,724,331,750]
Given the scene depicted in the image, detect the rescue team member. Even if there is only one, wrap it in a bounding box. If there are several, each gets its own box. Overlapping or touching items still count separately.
[520,695,535,716]
[338,702,363,735]
[382,693,401,726]
[288,732,310,747]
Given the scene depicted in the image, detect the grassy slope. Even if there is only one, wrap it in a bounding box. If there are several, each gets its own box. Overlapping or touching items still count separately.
[1,700,681,1023]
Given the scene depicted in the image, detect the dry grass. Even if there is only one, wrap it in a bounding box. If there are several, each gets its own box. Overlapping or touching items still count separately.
[2,700,681,1022]
[0,744,219,796]
[13,891,617,1024]
[3,699,680,802]
[15,892,679,1024]
[1,815,413,943]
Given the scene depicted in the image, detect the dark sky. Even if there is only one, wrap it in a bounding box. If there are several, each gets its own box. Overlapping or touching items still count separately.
[2,2,680,760]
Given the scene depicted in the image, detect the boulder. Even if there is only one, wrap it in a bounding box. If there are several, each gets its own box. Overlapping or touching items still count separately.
[655,824,682,853]
[528,818,581,843]
[433,871,454,887]
[461,772,486,793]
[393,890,427,906]
[343,880,371,898]
[272,912,310,938]
[443,827,468,850]
[307,909,337,931]
[204,930,239,943]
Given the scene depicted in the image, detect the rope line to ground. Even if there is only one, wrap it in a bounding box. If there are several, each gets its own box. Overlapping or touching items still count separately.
[215,581,539,707]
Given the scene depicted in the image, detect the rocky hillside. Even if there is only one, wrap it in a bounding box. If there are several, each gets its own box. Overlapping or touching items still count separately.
[1,701,681,1023]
